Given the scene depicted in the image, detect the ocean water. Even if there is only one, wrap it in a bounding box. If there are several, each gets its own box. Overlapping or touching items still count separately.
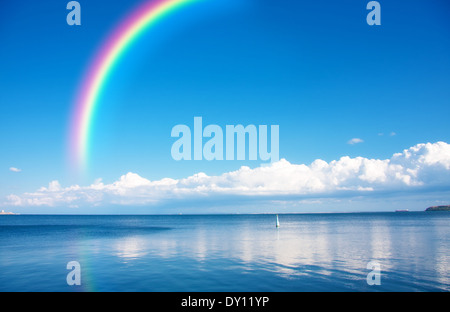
[0,212,449,292]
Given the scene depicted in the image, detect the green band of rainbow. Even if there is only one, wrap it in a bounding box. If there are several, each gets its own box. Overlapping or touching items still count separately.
[70,0,198,171]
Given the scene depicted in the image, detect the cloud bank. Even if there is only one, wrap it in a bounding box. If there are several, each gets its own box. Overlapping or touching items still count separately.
[4,142,450,208]
[9,167,21,173]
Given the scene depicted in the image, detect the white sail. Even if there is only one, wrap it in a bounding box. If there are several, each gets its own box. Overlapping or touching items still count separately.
[276,214,280,228]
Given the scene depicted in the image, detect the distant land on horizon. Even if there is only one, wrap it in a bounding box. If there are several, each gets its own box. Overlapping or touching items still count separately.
[425,205,450,212]
[2,206,450,215]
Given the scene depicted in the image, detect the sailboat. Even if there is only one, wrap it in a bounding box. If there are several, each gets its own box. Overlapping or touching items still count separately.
[276,214,280,228]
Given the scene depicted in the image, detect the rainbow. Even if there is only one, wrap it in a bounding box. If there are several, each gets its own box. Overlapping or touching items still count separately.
[70,0,199,171]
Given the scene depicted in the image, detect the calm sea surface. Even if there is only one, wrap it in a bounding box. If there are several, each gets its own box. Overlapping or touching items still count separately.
[0,212,449,292]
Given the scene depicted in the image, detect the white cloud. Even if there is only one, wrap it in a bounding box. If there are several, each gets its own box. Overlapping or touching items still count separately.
[378,132,396,137]
[9,167,21,173]
[4,142,450,208]
[347,138,364,145]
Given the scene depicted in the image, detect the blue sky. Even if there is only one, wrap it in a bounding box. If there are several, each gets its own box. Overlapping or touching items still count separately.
[1,0,450,213]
